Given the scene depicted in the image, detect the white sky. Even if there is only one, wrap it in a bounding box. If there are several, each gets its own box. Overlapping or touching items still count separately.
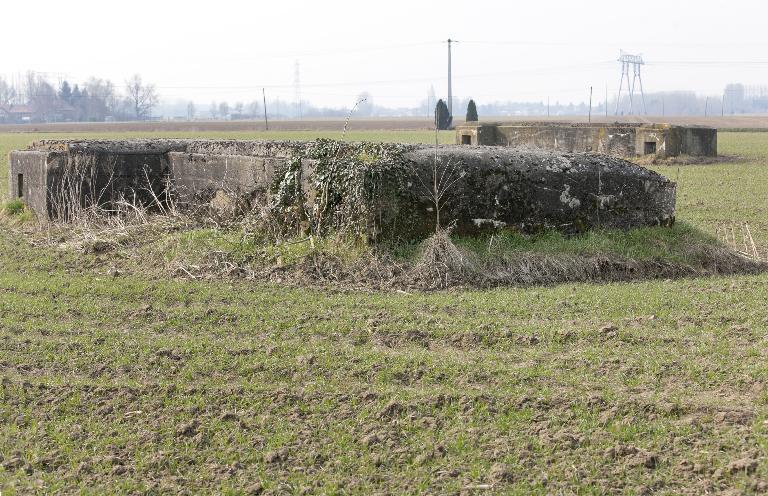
[2,0,767,108]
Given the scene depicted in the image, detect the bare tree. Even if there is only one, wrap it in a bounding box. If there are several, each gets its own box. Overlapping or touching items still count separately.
[124,74,158,120]
[83,78,115,121]
[233,101,244,118]
[187,101,196,120]
[210,101,219,120]
[218,102,230,120]
[248,100,259,118]
[24,72,58,121]
[416,110,465,231]
[0,77,16,115]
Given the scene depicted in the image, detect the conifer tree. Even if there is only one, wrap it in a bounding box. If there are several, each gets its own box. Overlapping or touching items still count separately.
[466,99,478,122]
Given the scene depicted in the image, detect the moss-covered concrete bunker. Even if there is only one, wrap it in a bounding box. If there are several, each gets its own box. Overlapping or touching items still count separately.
[9,139,676,240]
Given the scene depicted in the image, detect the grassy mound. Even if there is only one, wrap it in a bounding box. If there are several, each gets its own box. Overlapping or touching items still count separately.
[3,214,764,290]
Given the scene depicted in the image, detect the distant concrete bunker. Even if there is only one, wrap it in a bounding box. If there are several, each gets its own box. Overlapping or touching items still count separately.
[456,122,717,158]
[9,139,676,240]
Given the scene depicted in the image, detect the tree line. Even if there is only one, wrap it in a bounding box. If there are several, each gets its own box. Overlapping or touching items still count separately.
[0,72,158,123]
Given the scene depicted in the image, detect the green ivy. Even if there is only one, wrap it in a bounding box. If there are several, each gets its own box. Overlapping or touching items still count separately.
[269,139,417,240]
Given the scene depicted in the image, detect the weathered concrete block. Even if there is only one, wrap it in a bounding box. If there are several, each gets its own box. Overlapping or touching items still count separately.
[399,147,675,237]
[167,152,280,206]
[456,122,717,158]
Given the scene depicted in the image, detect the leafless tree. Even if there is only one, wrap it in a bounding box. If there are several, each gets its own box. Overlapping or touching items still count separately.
[124,74,158,120]
[233,101,244,117]
[248,100,259,118]
[416,114,465,231]
[187,101,196,120]
[219,102,230,120]
[24,72,58,121]
[210,101,219,120]
[83,78,115,121]
[0,77,16,115]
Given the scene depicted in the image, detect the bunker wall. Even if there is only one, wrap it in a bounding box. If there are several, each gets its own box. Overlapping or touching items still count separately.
[9,151,50,218]
[456,124,717,157]
[399,148,675,237]
[680,127,717,156]
[167,152,283,205]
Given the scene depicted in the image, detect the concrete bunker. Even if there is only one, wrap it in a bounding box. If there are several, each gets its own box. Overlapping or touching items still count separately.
[9,139,676,240]
[455,122,717,158]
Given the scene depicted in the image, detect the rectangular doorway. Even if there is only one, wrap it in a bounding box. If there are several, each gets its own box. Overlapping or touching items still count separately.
[17,174,23,198]
[461,134,472,145]
[644,141,657,155]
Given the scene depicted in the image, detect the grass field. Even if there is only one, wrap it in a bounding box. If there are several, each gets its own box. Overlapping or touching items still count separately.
[2,130,768,494]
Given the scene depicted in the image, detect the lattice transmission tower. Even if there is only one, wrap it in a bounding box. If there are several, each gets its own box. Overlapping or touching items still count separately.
[615,50,646,116]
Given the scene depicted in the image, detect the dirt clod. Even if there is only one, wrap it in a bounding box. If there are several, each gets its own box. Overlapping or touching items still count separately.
[361,433,381,446]
[489,462,514,483]
[264,448,288,464]
[176,420,199,437]
[599,324,619,338]
[244,483,264,495]
[727,457,758,474]
[379,400,404,419]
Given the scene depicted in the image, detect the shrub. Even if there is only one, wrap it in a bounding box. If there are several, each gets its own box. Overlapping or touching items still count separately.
[3,199,25,216]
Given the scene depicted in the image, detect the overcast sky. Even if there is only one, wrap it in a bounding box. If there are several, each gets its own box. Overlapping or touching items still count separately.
[2,0,767,108]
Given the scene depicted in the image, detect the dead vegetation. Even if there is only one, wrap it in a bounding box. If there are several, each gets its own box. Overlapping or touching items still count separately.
[7,206,765,291]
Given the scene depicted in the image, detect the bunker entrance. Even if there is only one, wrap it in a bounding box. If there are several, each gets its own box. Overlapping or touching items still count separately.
[461,135,472,145]
[17,174,23,198]
[644,141,657,155]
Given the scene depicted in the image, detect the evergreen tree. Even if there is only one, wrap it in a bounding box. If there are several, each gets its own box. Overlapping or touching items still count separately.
[466,99,478,122]
[71,85,81,102]
[59,81,72,103]
[435,99,452,130]
[77,88,88,120]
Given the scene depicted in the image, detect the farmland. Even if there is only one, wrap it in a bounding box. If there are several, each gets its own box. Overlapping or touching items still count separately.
[1,127,768,494]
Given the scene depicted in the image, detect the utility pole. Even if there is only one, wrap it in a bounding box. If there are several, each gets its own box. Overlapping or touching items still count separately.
[446,38,457,121]
[588,86,593,123]
[293,60,302,120]
[262,88,269,131]
[705,96,709,116]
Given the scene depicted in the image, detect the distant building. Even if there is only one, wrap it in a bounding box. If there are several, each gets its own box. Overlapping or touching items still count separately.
[0,102,77,124]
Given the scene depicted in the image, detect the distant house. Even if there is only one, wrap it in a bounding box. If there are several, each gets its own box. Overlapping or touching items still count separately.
[0,102,77,123]
[5,104,35,123]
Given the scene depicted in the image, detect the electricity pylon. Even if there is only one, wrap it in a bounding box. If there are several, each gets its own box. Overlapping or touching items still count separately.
[615,50,646,116]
